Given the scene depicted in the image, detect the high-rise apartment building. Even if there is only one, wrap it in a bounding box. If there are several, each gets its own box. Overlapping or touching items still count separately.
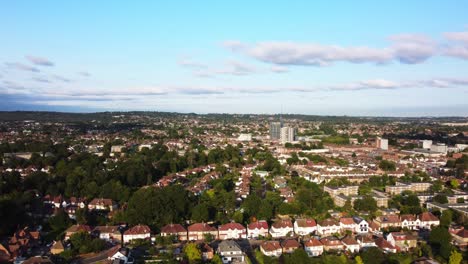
[270,122,282,140]
[376,137,389,150]
[280,126,296,143]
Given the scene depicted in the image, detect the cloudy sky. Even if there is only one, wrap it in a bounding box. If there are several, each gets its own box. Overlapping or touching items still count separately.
[1,1,468,116]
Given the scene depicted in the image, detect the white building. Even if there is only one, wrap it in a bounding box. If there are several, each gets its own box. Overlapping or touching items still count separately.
[247,221,269,239]
[294,218,317,236]
[431,143,448,154]
[270,219,294,238]
[280,127,296,143]
[376,137,388,150]
[304,239,324,257]
[237,134,252,142]
[421,140,433,149]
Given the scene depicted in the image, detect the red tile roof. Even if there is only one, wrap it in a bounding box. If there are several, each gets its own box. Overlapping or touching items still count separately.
[281,239,300,249]
[218,222,245,231]
[272,219,293,229]
[124,225,151,235]
[304,238,323,247]
[188,223,216,232]
[295,218,317,227]
[248,220,269,230]
[161,224,186,234]
[261,241,281,252]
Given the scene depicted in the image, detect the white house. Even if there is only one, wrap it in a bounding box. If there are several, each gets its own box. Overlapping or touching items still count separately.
[339,218,356,232]
[317,219,341,236]
[342,236,360,253]
[294,218,317,236]
[353,217,369,233]
[107,247,133,264]
[247,221,269,239]
[218,223,247,240]
[270,219,294,238]
[260,241,282,257]
[418,212,440,230]
[123,225,151,244]
[400,215,420,230]
[304,238,323,257]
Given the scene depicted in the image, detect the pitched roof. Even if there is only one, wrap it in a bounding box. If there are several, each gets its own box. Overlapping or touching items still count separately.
[455,229,468,238]
[304,238,323,247]
[281,239,300,249]
[340,217,355,225]
[248,220,268,230]
[418,212,439,222]
[93,225,119,234]
[341,236,359,245]
[272,219,293,229]
[319,218,339,227]
[188,223,216,232]
[66,224,91,233]
[295,218,317,228]
[374,237,396,250]
[161,224,186,233]
[51,241,64,251]
[218,222,245,231]
[400,214,417,221]
[260,241,281,252]
[124,225,151,235]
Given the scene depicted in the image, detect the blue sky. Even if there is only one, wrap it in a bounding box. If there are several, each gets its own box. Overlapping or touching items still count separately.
[1,1,468,116]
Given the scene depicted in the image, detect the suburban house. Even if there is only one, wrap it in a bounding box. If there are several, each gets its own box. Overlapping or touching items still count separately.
[356,235,377,248]
[247,220,269,239]
[160,224,188,241]
[64,225,91,240]
[400,214,420,230]
[7,227,41,259]
[281,239,300,253]
[294,218,317,235]
[374,214,401,229]
[217,240,244,264]
[50,241,64,255]
[317,218,341,236]
[201,243,214,261]
[450,229,468,250]
[386,232,417,252]
[92,226,121,242]
[375,237,397,253]
[418,212,440,230]
[339,217,356,233]
[108,246,133,264]
[260,241,282,257]
[269,219,294,238]
[304,238,324,257]
[87,198,117,211]
[218,222,247,240]
[320,236,344,252]
[123,225,151,244]
[353,217,369,233]
[187,223,218,241]
[341,236,360,253]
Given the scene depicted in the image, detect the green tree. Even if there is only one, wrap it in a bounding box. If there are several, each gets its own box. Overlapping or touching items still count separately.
[379,160,396,171]
[448,250,462,264]
[429,226,452,260]
[355,256,364,264]
[433,194,448,204]
[184,243,201,264]
[440,210,453,228]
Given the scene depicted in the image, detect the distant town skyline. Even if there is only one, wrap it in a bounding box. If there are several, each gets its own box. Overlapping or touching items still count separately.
[1,1,468,116]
